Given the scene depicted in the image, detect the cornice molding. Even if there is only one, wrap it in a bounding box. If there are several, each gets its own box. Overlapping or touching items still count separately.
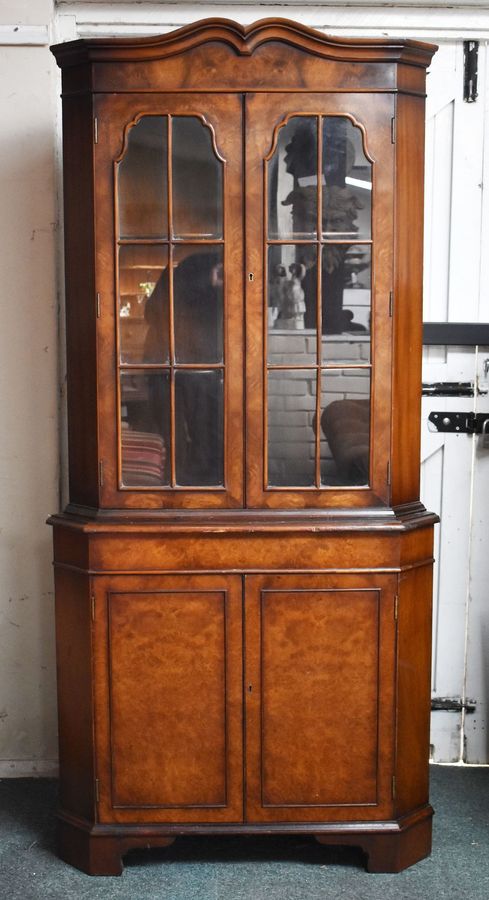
[51,17,437,69]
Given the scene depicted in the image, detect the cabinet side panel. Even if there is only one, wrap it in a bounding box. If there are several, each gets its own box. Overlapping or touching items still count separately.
[396,561,433,815]
[61,94,99,507]
[392,94,426,506]
[54,567,95,819]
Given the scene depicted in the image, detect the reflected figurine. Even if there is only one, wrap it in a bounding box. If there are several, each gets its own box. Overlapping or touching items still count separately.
[275,262,306,330]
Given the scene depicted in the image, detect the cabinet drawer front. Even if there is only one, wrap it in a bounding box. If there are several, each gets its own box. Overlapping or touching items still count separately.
[245,573,397,822]
[94,574,243,823]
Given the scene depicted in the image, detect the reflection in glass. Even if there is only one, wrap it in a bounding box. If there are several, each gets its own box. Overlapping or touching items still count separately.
[267,369,316,486]
[118,116,168,239]
[175,370,224,485]
[120,372,170,486]
[322,117,372,240]
[173,246,223,364]
[119,245,169,364]
[317,244,371,339]
[267,245,317,362]
[320,369,370,486]
[172,117,223,239]
[268,116,318,240]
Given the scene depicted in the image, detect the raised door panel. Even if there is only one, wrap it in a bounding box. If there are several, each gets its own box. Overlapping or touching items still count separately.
[244,573,397,822]
[245,92,394,508]
[93,93,244,509]
[94,574,243,823]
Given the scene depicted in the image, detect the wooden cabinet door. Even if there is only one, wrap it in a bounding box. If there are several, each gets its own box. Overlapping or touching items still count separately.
[93,574,243,823]
[244,573,397,822]
[245,92,394,509]
[93,93,244,510]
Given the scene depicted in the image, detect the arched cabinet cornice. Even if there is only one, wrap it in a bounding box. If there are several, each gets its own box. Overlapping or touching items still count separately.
[51,17,436,69]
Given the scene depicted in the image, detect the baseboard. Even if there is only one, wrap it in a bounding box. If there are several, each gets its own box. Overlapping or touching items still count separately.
[0,759,59,777]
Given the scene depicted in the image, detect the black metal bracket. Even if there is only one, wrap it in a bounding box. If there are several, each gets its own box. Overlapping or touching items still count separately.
[464,40,479,103]
[428,411,489,434]
[423,322,489,346]
[422,381,474,397]
[432,697,476,713]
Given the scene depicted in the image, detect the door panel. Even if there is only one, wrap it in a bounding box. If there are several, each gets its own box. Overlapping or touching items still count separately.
[94,574,243,823]
[244,573,396,822]
[94,93,244,509]
[245,92,394,509]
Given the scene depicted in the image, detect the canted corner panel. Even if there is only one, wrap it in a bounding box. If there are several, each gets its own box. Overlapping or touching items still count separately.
[259,588,381,809]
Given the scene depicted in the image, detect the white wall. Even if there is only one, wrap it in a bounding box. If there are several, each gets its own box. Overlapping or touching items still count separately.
[1,1,489,774]
[0,0,59,775]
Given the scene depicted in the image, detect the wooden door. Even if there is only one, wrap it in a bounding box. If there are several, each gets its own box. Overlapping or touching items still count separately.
[422,42,489,763]
[244,573,397,822]
[93,574,243,823]
[93,93,244,509]
[245,92,394,509]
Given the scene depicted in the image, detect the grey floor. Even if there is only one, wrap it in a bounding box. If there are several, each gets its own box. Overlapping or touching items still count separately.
[0,766,488,899]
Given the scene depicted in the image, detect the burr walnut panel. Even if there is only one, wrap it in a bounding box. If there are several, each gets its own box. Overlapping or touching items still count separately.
[244,573,397,823]
[94,574,244,824]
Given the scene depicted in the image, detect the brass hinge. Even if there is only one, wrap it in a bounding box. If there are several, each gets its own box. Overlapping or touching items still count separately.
[391,116,396,144]
[99,459,104,487]
[91,594,95,622]
[93,117,98,144]
[394,594,399,621]
[389,290,394,317]
[392,775,397,800]
[95,778,100,803]
[96,292,101,318]
[386,460,391,486]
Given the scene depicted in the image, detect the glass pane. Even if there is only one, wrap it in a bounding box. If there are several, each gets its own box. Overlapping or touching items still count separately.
[267,245,317,365]
[119,245,169,364]
[172,117,223,239]
[118,116,167,239]
[267,369,316,486]
[321,245,371,343]
[322,117,372,240]
[120,372,170,486]
[175,370,224,486]
[173,246,223,363]
[320,369,370,486]
[268,116,318,240]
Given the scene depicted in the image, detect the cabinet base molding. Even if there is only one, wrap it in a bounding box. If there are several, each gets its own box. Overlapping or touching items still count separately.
[316,807,433,873]
[57,807,433,876]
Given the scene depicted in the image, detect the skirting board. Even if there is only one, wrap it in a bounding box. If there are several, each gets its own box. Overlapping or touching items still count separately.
[0,759,59,778]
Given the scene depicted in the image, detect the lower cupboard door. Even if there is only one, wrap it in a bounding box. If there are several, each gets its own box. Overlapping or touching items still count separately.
[93,574,243,823]
[244,574,397,822]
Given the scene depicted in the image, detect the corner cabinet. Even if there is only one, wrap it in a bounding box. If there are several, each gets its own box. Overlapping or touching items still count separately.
[49,19,438,876]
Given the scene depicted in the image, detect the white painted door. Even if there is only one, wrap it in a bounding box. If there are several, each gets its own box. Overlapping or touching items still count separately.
[422,40,489,762]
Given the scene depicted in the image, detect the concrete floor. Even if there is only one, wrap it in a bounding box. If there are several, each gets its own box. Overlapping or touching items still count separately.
[0,766,488,899]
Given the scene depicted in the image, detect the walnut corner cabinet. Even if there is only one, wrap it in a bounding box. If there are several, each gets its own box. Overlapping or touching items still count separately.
[49,19,438,877]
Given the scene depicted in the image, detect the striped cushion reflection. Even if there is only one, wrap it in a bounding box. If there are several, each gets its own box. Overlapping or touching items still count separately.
[121,430,167,486]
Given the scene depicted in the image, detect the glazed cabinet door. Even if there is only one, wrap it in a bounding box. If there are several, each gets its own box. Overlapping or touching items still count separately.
[93,574,243,823]
[93,93,244,509]
[244,573,397,822]
[245,93,394,508]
